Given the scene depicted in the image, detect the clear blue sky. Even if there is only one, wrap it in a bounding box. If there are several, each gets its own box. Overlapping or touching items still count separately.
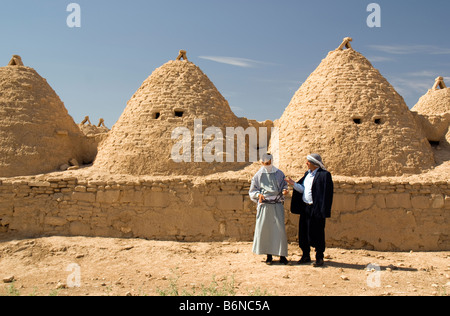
[1,0,449,127]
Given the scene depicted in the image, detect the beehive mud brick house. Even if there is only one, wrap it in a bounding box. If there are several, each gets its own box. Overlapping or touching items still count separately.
[0,40,449,251]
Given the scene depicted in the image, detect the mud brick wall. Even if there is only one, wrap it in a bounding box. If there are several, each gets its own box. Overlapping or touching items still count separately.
[0,176,448,251]
[323,180,450,251]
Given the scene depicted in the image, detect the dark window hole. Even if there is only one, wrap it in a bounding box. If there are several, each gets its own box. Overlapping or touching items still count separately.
[153,112,161,119]
[353,118,362,124]
[175,111,184,118]
[374,118,381,125]
[429,141,440,148]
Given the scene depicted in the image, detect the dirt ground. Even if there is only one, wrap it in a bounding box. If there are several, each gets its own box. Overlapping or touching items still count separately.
[0,236,449,296]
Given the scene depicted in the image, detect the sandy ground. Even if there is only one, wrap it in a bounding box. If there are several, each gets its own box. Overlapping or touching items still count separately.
[0,236,449,296]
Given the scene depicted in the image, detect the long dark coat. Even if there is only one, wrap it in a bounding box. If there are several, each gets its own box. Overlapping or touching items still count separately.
[290,168,334,219]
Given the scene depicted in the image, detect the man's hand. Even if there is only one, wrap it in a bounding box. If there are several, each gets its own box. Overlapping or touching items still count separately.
[282,189,288,195]
[285,177,295,186]
[258,194,265,203]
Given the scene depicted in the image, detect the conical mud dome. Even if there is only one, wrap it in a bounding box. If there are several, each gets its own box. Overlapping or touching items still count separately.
[0,55,84,177]
[412,77,450,116]
[412,76,450,146]
[94,51,250,176]
[275,38,435,177]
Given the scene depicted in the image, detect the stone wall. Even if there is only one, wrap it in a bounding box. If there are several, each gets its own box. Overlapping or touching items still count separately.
[326,179,450,251]
[0,175,448,251]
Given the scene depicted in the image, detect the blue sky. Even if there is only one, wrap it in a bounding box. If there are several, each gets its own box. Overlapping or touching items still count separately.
[1,0,449,126]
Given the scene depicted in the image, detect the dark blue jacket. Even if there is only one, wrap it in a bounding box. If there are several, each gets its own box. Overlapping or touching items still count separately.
[290,168,334,218]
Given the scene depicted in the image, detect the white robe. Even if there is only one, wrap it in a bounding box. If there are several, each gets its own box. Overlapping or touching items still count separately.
[249,166,288,257]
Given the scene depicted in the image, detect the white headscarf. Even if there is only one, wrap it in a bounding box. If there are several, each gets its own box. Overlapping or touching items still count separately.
[307,154,327,170]
[261,153,276,173]
[261,153,273,163]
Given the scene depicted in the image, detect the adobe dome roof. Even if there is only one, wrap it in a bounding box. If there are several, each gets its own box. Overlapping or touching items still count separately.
[0,55,84,177]
[412,77,450,116]
[94,51,250,176]
[274,38,435,177]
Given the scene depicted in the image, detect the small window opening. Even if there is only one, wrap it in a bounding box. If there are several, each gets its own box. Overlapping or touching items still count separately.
[353,118,362,124]
[153,112,161,119]
[374,118,381,125]
[175,111,184,118]
[429,141,440,148]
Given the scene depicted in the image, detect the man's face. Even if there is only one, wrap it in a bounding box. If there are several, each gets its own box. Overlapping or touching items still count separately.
[306,160,318,171]
[262,160,272,166]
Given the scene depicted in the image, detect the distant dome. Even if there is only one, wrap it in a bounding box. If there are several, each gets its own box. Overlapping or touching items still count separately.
[94,51,250,176]
[0,55,84,177]
[275,38,435,177]
[412,76,450,146]
[412,77,450,116]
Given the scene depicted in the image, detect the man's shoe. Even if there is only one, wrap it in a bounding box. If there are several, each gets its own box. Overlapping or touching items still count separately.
[297,256,312,264]
[280,256,289,265]
[313,259,324,267]
[265,255,273,265]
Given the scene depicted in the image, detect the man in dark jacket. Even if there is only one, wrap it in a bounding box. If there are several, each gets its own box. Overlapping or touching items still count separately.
[286,154,334,267]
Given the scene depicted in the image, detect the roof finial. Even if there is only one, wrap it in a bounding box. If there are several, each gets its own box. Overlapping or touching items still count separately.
[81,116,91,125]
[98,118,106,128]
[432,76,447,90]
[337,37,353,50]
[7,55,24,66]
[176,50,188,61]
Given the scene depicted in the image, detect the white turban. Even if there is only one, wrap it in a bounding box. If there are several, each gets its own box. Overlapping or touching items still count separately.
[307,154,326,170]
[261,153,273,163]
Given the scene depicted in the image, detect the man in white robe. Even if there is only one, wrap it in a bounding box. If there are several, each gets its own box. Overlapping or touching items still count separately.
[249,153,289,265]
